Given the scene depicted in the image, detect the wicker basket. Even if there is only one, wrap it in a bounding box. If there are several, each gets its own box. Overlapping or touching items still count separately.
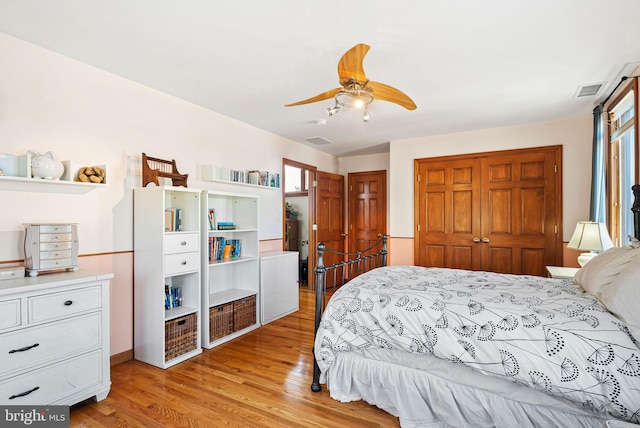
[233,295,256,332]
[164,313,198,361]
[209,302,234,341]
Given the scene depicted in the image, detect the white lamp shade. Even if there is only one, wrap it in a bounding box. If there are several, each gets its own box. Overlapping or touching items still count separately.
[567,221,614,252]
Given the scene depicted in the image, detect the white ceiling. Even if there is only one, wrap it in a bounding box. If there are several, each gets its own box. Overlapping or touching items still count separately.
[2,1,640,157]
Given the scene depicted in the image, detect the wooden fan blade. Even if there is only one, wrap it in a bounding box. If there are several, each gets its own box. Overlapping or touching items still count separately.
[338,44,370,84]
[368,81,417,110]
[285,88,341,107]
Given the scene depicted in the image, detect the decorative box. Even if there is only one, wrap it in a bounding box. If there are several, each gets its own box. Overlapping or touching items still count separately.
[24,223,79,277]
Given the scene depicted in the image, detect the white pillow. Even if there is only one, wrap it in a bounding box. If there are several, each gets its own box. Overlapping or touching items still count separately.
[573,246,638,296]
[598,250,640,341]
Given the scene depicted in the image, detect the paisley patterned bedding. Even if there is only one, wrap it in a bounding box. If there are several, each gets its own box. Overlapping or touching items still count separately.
[314,266,640,423]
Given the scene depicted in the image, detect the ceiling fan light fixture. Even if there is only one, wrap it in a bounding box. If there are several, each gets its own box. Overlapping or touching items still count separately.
[327,105,341,116]
[334,86,374,110]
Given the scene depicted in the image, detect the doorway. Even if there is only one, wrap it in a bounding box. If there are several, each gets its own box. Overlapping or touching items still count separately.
[283,159,317,289]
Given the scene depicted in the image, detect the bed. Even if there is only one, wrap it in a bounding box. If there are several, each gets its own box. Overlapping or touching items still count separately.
[312,184,640,427]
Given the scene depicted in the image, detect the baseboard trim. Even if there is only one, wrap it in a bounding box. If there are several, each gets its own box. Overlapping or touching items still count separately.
[110,350,133,366]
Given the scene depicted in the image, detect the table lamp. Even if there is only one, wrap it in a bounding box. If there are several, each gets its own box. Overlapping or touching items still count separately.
[567,221,614,266]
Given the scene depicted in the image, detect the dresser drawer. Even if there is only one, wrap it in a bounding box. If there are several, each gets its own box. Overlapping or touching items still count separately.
[38,225,73,234]
[0,349,102,405]
[0,267,24,281]
[40,250,72,260]
[39,241,73,251]
[0,312,101,377]
[164,233,199,254]
[165,252,199,275]
[39,233,72,243]
[28,285,101,323]
[0,299,21,331]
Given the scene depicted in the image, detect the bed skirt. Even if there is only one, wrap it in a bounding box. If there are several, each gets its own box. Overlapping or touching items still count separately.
[325,349,612,428]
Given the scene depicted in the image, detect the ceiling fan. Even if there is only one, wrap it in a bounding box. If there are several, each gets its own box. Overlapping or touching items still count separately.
[285,43,416,122]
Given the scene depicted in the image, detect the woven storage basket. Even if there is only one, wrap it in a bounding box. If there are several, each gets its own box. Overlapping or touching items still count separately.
[209,302,234,341]
[164,312,198,361]
[233,295,256,331]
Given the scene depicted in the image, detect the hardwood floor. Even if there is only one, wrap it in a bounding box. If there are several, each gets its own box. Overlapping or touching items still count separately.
[70,288,400,427]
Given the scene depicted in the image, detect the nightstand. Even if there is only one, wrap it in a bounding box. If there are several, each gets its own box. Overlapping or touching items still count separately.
[545,266,580,279]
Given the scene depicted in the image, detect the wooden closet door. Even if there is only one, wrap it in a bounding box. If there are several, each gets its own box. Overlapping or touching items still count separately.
[481,149,559,276]
[415,146,561,275]
[415,157,482,270]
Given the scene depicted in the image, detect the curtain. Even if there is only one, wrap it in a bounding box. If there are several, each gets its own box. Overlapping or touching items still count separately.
[589,104,606,223]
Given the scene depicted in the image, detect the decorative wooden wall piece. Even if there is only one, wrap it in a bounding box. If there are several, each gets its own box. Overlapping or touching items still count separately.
[142,153,188,187]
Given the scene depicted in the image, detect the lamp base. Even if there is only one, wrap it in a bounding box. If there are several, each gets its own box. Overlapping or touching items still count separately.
[577,252,597,267]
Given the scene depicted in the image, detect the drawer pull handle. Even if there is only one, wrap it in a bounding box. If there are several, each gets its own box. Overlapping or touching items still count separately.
[64,300,73,306]
[181,241,187,245]
[9,343,40,354]
[181,261,187,265]
[9,386,40,400]
[177,319,186,325]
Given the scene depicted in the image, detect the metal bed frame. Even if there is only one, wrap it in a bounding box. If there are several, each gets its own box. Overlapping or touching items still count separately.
[311,235,388,392]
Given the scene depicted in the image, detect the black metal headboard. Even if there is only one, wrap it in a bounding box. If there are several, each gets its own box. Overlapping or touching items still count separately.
[633,184,640,240]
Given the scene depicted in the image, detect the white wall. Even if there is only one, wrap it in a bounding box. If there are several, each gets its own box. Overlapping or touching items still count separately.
[0,31,595,261]
[389,116,593,241]
[0,33,336,261]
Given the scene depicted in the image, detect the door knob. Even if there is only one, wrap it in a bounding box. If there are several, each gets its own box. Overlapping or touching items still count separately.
[482,238,490,243]
[341,233,347,237]
[473,237,480,243]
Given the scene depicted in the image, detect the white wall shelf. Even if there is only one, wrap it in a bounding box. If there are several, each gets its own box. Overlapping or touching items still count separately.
[0,176,104,193]
[203,177,281,190]
[201,165,280,190]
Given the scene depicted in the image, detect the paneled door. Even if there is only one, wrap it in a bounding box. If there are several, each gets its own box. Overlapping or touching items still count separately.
[349,170,387,250]
[316,171,345,287]
[414,157,483,271]
[415,146,562,276]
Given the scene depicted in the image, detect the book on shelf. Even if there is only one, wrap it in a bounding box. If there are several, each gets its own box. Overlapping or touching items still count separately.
[164,208,182,232]
[222,243,232,259]
[209,165,280,188]
[216,221,236,230]
[208,237,242,261]
[208,208,216,230]
[164,211,172,232]
[165,285,183,309]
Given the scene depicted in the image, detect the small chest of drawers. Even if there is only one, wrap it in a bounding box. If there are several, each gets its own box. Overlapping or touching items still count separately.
[24,224,79,277]
[0,271,112,405]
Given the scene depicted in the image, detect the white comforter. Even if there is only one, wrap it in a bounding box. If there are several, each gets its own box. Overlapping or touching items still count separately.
[314,266,640,423]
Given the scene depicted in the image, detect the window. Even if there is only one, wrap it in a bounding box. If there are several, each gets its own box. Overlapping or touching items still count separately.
[284,164,309,195]
[606,79,638,246]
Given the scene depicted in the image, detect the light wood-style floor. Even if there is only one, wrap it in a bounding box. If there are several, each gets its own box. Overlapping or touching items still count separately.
[70,288,399,427]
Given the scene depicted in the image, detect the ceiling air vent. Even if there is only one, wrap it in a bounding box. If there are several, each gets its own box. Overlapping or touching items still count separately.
[576,83,603,98]
[304,136,333,145]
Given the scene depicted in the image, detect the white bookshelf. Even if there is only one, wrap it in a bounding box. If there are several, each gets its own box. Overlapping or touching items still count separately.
[133,186,202,368]
[201,190,260,348]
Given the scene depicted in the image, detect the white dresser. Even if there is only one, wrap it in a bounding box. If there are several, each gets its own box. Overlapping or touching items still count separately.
[0,271,112,405]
